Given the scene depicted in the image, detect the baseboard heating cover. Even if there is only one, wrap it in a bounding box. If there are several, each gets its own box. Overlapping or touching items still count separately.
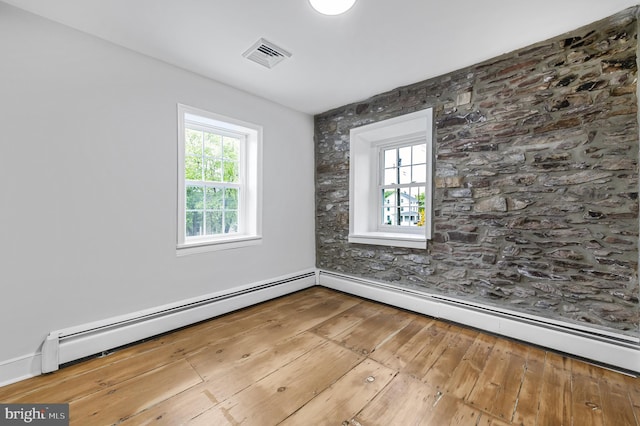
[41,270,317,373]
[318,270,640,373]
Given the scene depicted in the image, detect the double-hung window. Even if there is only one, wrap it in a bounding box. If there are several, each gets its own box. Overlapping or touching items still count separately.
[177,104,262,254]
[348,108,433,248]
[380,141,427,229]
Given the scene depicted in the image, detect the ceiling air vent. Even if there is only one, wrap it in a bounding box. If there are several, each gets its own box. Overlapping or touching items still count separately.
[242,38,291,69]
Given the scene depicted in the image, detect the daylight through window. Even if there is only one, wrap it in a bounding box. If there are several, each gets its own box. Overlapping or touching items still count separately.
[348,108,433,249]
[380,142,427,228]
[184,127,241,237]
[177,104,262,254]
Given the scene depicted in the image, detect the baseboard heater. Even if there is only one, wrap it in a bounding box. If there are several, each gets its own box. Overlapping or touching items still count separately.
[41,270,317,373]
[318,270,640,373]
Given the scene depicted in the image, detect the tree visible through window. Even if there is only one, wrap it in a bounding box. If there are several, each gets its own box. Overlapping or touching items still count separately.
[177,104,262,253]
[184,127,241,237]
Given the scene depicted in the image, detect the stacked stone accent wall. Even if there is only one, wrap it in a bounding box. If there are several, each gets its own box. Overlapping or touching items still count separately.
[315,8,640,336]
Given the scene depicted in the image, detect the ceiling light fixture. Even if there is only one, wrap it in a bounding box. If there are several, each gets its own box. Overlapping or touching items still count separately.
[309,0,356,15]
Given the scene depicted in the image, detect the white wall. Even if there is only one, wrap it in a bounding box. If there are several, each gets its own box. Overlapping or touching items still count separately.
[0,2,315,376]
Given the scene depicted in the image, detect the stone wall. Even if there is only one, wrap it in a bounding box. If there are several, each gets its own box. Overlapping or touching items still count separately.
[314,7,640,336]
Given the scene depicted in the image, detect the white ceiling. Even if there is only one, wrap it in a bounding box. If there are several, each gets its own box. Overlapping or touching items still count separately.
[4,0,639,115]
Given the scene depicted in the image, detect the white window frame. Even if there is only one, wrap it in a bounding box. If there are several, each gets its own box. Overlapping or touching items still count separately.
[348,108,433,249]
[177,104,262,255]
[377,136,428,233]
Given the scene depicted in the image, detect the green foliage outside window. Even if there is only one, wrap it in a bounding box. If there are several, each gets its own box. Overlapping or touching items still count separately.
[185,127,241,237]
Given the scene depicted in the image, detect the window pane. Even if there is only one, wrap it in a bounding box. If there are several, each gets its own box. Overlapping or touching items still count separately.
[382,189,399,226]
[383,189,397,205]
[409,186,425,227]
[186,186,204,209]
[204,159,223,182]
[400,189,412,226]
[384,149,396,168]
[399,190,408,206]
[409,186,425,205]
[206,187,223,210]
[203,132,222,158]
[384,168,397,185]
[412,144,426,164]
[224,211,238,233]
[206,211,223,235]
[223,136,240,161]
[225,188,238,209]
[399,166,412,184]
[384,209,398,226]
[224,161,239,183]
[186,211,203,237]
[412,163,427,183]
[398,146,411,166]
[185,156,202,180]
[185,129,202,157]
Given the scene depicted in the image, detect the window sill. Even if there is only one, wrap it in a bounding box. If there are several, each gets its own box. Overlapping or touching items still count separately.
[177,235,262,256]
[348,232,427,249]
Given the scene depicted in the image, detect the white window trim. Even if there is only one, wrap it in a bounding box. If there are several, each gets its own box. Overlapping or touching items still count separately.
[348,108,433,249]
[177,104,262,255]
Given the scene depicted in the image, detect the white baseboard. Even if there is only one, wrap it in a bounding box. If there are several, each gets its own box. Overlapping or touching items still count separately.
[3,267,637,387]
[0,269,316,385]
[318,270,640,373]
[0,353,41,388]
[43,269,317,373]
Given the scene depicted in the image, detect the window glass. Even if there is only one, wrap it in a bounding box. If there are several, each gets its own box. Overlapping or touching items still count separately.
[380,142,427,228]
[178,104,262,253]
[184,127,241,238]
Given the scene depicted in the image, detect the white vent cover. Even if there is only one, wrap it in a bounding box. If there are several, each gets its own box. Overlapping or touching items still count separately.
[243,38,291,69]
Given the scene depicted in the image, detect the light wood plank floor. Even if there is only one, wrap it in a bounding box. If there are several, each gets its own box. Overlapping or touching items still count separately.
[1,287,639,425]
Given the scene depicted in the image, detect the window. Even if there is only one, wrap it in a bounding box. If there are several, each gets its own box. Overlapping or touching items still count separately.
[348,108,433,249]
[177,104,262,254]
[380,142,427,228]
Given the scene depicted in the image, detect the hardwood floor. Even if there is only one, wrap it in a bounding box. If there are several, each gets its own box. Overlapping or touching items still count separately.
[1,287,639,425]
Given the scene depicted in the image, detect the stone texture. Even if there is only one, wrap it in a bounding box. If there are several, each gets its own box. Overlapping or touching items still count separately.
[315,7,639,337]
